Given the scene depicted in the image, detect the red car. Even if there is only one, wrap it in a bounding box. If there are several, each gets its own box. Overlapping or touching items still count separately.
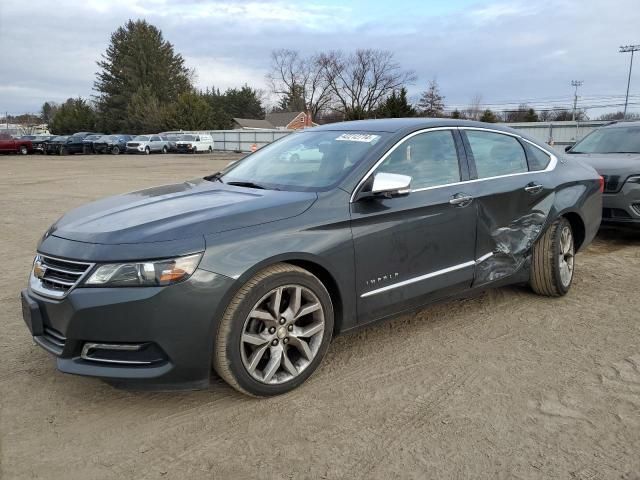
[0,134,32,155]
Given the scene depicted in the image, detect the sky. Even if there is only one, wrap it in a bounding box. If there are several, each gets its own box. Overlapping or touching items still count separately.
[1,0,639,118]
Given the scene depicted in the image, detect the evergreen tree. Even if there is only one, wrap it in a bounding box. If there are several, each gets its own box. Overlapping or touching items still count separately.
[166,91,217,130]
[220,85,265,119]
[94,19,191,132]
[126,86,169,134]
[376,88,416,118]
[49,98,97,134]
[418,79,445,117]
[479,109,498,123]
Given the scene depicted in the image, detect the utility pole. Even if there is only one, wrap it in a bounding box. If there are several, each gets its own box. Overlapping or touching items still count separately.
[571,80,583,121]
[620,44,640,120]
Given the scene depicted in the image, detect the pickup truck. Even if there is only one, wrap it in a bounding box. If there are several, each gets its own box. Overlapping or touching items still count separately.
[0,135,32,155]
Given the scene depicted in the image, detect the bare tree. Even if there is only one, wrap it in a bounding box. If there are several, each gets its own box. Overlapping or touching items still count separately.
[266,49,333,119]
[319,49,416,120]
[465,93,483,120]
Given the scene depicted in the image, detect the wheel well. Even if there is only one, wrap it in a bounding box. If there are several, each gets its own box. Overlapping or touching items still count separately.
[285,260,343,336]
[563,212,586,251]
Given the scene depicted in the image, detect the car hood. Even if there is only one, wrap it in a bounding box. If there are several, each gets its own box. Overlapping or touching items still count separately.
[570,153,640,176]
[49,179,317,245]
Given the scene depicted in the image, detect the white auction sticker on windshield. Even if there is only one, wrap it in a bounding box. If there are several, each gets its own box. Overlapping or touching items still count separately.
[335,133,380,143]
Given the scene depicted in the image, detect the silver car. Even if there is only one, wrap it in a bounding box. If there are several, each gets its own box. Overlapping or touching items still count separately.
[126,135,169,154]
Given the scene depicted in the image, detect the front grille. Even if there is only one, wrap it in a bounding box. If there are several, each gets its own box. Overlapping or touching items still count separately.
[30,255,93,299]
[602,175,622,193]
[632,203,640,216]
[127,143,139,148]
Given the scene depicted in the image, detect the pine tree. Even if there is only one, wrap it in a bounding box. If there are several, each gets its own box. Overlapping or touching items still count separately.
[94,20,191,133]
[49,98,97,134]
[479,109,498,123]
[376,88,416,118]
[418,79,445,117]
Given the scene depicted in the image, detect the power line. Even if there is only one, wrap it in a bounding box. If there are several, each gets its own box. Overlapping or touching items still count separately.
[571,80,583,121]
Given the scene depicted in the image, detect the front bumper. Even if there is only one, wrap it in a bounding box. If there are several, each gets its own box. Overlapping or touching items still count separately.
[22,268,236,389]
[602,180,640,225]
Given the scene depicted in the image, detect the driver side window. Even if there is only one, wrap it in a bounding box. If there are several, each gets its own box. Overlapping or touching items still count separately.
[376,130,461,190]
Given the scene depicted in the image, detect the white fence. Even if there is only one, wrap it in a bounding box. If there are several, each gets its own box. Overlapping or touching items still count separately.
[163,129,292,152]
[505,121,610,151]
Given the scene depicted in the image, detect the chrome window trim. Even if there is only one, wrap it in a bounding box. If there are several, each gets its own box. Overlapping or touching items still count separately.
[350,126,558,202]
[360,252,495,298]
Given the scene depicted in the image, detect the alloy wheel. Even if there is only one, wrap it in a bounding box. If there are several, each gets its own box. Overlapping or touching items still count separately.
[558,225,574,287]
[240,285,325,384]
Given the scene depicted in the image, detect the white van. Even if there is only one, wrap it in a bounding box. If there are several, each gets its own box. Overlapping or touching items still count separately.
[175,134,214,154]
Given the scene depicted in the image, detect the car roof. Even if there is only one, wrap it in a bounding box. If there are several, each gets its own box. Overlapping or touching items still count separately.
[602,120,640,129]
[312,118,520,135]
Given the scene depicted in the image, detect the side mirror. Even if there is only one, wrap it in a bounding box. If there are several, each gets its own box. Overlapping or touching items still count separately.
[369,172,411,198]
[565,145,572,152]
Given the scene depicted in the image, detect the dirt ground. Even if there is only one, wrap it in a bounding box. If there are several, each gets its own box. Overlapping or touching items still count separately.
[1,153,639,480]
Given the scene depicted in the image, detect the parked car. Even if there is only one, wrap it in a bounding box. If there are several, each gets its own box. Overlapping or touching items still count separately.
[566,121,640,226]
[21,135,53,154]
[0,134,32,155]
[81,134,106,154]
[175,134,214,154]
[93,135,133,154]
[126,135,169,154]
[21,119,602,397]
[43,136,69,155]
[57,132,102,155]
[280,144,322,162]
[163,134,182,152]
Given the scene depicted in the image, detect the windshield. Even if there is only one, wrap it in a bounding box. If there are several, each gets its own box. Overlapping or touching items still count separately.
[180,135,196,141]
[571,126,640,154]
[221,130,386,191]
[97,135,115,141]
[84,135,101,141]
[132,135,149,142]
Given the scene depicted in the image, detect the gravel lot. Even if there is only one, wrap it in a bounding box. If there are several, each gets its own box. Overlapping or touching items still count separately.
[1,153,639,479]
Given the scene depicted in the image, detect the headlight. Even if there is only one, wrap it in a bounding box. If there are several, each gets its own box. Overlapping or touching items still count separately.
[84,253,202,287]
[627,175,640,184]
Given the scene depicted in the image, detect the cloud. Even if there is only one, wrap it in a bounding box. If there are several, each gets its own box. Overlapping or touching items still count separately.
[1,0,639,117]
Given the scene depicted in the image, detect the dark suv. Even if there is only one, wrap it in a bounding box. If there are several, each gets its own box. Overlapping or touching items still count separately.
[60,132,102,155]
[566,121,640,225]
[21,119,602,396]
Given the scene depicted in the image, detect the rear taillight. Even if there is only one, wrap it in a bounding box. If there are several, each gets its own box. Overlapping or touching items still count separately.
[599,176,605,193]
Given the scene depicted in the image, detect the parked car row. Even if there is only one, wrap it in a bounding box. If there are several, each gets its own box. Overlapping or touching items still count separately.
[1,132,215,155]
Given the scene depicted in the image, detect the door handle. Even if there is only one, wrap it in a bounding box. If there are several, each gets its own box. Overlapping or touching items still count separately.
[449,194,473,207]
[524,183,544,194]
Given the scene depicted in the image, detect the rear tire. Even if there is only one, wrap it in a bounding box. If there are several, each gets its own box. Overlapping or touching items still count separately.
[213,263,334,397]
[530,217,575,297]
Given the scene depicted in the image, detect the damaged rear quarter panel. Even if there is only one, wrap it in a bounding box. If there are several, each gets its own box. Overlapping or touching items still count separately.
[471,159,598,286]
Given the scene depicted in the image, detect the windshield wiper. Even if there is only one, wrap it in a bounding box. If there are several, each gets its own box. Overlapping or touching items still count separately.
[204,172,224,183]
[227,181,275,190]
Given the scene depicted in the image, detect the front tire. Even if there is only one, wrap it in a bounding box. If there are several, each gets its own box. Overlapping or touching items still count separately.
[144,146,150,155]
[111,146,120,155]
[530,217,575,296]
[213,263,334,397]
[19,145,28,155]
[162,146,168,154]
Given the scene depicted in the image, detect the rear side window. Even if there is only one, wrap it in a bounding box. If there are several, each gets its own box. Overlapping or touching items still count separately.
[524,143,551,171]
[376,130,461,189]
[465,130,528,178]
